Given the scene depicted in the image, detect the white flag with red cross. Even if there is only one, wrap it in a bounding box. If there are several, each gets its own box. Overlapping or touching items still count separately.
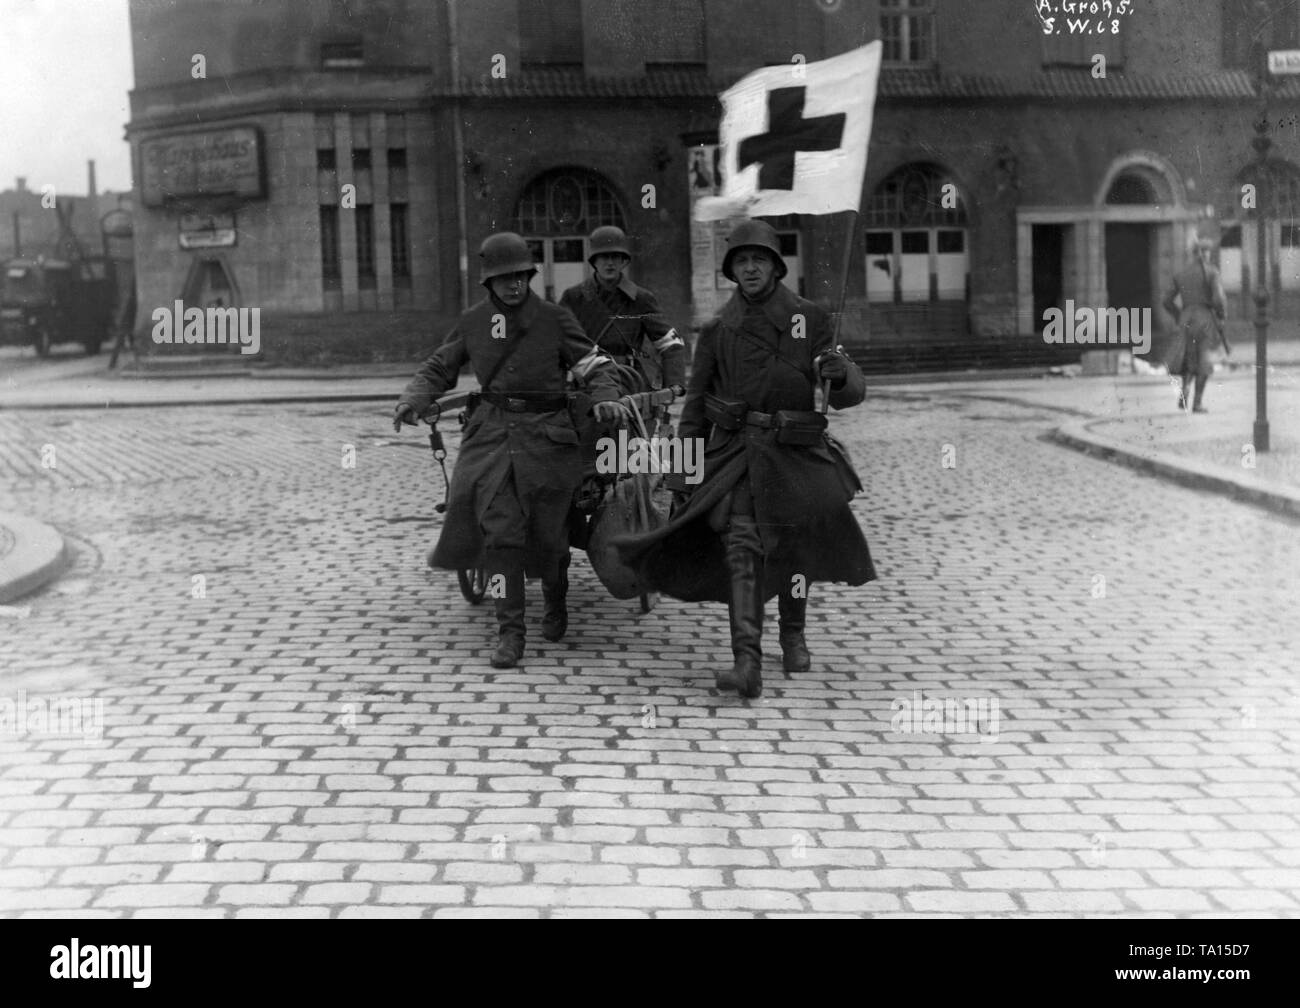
[694,42,883,221]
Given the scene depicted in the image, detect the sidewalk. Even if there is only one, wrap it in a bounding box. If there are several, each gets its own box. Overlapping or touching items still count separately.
[901,337,1300,519]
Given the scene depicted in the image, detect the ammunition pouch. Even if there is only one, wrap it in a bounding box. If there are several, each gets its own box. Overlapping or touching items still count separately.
[705,394,747,431]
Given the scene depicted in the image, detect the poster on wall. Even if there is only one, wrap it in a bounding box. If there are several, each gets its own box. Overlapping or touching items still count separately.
[686,144,736,326]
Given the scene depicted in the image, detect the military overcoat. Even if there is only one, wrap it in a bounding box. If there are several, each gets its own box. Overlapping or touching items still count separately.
[612,283,877,604]
[397,293,620,576]
[1163,260,1228,378]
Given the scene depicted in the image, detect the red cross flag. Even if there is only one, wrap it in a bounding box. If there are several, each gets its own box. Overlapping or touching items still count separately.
[694,42,883,221]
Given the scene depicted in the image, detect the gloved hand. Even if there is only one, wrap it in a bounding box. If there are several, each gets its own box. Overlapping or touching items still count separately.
[817,352,850,389]
[393,403,418,433]
[592,400,631,427]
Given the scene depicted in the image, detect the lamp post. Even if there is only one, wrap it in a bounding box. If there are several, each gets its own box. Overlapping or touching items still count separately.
[1252,5,1276,453]
[1251,114,1271,453]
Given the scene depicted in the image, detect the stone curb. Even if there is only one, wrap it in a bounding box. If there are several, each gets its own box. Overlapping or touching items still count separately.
[1049,418,1300,522]
[0,512,70,605]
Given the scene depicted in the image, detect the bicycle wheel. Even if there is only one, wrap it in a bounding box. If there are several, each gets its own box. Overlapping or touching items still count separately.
[458,567,488,604]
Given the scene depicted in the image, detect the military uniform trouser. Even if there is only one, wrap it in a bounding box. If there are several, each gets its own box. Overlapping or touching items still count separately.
[724,476,809,662]
[480,471,569,645]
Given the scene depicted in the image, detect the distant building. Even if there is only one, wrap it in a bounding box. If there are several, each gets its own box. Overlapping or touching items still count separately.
[124,0,1300,365]
[0,174,129,263]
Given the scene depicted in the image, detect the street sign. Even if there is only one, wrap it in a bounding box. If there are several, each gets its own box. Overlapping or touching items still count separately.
[1267,50,1300,74]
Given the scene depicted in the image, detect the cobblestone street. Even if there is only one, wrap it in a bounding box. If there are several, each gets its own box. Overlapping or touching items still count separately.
[1,390,1297,918]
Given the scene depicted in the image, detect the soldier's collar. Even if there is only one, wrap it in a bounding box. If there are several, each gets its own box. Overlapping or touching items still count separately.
[489,290,539,327]
[584,275,637,301]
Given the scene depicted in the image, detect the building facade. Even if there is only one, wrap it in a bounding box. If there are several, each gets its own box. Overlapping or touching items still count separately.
[124,0,1300,364]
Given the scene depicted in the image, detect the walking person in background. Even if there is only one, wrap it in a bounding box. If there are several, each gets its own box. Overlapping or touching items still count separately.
[1163,236,1230,413]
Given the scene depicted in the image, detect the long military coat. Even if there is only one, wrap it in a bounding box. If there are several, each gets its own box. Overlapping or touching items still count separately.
[612,283,877,604]
[1163,260,1227,378]
[397,292,620,576]
[559,276,687,390]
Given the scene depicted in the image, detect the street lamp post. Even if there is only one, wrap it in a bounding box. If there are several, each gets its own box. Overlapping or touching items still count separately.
[1252,112,1271,453]
[1252,4,1278,454]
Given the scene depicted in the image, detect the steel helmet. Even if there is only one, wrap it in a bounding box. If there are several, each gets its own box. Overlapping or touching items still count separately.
[722,219,787,282]
[479,232,536,287]
[587,225,632,266]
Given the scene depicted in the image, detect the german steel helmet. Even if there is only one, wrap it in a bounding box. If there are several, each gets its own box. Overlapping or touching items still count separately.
[722,219,787,282]
[479,232,536,286]
[587,225,632,265]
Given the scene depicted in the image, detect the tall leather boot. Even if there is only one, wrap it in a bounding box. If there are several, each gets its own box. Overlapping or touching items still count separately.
[541,551,570,642]
[778,591,811,675]
[484,548,525,668]
[1192,374,1209,413]
[716,517,764,699]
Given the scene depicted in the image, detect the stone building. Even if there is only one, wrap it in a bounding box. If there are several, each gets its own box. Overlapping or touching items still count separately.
[124,0,1300,365]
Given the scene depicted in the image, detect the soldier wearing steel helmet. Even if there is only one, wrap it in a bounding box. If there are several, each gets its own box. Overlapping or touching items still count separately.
[393,232,628,668]
[559,225,687,397]
[612,219,877,699]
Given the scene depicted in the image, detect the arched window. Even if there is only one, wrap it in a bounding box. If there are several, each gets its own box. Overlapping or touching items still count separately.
[864,163,968,303]
[1105,172,1158,205]
[510,167,626,237]
[510,167,626,300]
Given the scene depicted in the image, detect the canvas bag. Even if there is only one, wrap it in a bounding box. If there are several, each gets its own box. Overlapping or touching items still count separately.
[585,399,669,599]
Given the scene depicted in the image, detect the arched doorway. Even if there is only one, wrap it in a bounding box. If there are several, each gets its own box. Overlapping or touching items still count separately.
[1103,168,1162,331]
[864,162,969,305]
[509,167,627,301]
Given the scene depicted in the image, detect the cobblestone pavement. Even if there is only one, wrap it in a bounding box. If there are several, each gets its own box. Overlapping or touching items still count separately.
[0,392,1297,919]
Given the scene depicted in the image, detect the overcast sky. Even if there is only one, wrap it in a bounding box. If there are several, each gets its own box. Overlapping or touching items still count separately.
[0,0,134,196]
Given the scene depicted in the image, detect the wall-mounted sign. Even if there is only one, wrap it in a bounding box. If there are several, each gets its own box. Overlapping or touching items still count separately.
[687,143,735,324]
[179,229,237,250]
[140,126,264,207]
[178,211,237,249]
[1269,50,1300,74]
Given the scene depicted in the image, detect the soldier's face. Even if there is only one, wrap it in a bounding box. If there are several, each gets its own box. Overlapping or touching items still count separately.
[490,271,531,307]
[593,253,628,285]
[1196,246,1212,266]
[733,249,777,297]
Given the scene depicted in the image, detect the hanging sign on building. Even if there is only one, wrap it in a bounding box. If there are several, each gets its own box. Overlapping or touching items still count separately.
[140,126,264,207]
[178,211,237,249]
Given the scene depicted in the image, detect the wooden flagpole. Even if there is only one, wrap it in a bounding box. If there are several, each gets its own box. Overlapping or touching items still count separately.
[822,208,859,413]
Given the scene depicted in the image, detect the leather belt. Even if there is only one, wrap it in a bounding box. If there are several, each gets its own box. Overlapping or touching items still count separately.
[479,392,569,413]
[745,410,776,429]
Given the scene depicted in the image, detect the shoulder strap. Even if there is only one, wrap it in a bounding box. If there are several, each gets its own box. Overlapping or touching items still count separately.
[480,325,527,391]
[725,320,812,382]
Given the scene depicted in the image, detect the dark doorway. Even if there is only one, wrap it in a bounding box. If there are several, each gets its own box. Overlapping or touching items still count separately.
[1105,223,1153,316]
[1032,224,1065,329]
